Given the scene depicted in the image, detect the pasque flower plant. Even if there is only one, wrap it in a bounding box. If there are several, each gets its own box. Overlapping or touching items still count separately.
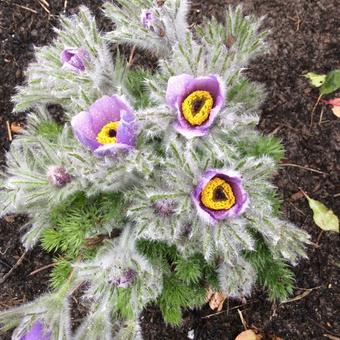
[0,2,310,339]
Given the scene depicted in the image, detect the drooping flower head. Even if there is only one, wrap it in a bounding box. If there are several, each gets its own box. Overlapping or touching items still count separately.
[47,165,72,188]
[192,169,249,224]
[166,74,225,138]
[20,321,51,340]
[111,268,137,288]
[71,95,137,157]
[60,48,90,73]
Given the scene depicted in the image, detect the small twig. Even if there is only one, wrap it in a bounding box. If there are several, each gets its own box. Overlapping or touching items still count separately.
[63,0,68,12]
[319,106,325,124]
[38,0,50,14]
[201,300,256,319]
[310,94,322,127]
[127,45,137,68]
[333,193,340,198]
[0,251,28,284]
[281,286,321,304]
[14,3,38,14]
[307,317,339,337]
[323,334,340,340]
[280,163,326,175]
[316,230,324,245]
[237,309,248,330]
[6,121,12,141]
[29,263,55,276]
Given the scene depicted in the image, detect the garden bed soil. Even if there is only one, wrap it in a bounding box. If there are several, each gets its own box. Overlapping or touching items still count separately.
[0,0,339,339]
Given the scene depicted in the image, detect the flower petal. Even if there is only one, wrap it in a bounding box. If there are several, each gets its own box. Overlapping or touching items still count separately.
[20,321,51,340]
[71,111,100,150]
[116,111,137,146]
[89,96,132,134]
[166,74,195,108]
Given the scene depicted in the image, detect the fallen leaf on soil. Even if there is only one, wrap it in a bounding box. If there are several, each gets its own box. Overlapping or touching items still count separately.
[304,195,339,233]
[235,329,262,340]
[304,72,326,87]
[320,69,340,95]
[206,288,227,311]
[291,191,305,201]
[10,122,23,133]
[323,98,340,118]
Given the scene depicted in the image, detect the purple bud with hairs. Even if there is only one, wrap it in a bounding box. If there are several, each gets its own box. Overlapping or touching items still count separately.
[112,268,137,288]
[60,48,90,73]
[47,166,72,188]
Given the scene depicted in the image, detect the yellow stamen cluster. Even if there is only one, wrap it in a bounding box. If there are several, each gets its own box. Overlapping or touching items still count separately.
[181,90,214,125]
[96,121,120,144]
[201,177,236,211]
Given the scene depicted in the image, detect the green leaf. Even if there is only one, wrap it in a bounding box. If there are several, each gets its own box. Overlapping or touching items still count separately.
[320,69,340,96]
[304,72,326,88]
[306,196,339,233]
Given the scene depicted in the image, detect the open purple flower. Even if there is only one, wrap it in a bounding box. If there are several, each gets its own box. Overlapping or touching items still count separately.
[166,74,225,138]
[60,48,89,73]
[20,321,51,340]
[71,95,137,157]
[112,268,137,288]
[192,169,249,224]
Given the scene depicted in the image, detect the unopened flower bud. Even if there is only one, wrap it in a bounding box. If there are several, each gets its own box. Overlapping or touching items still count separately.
[60,48,90,73]
[112,268,137,288]
[153,199,177,217]
[47,166,72,188]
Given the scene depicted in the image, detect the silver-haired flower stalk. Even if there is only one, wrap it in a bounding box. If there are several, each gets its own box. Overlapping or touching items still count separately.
[47,165,72,188]
[60,48,90,73]
[71,95,137,157]
[166,74,225,138]
[111,268,137,288]
[20,321,51,340]
[192,169,249,224]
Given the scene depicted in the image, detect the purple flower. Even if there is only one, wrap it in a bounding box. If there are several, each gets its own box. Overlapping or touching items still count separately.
[20,321,51,340]
[141,9,155,31]
[71,95,137,157]
[192,169,249,224]
[166,74,225,138]
[47,166,72,188]
[112,268,137,288]
[60,48,90,73]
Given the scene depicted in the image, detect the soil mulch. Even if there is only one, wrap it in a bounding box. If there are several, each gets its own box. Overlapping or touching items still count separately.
[0,0,339,339]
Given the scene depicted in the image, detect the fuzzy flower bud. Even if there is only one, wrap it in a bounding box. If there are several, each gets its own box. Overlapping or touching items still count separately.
[47,165,72,188]
[112,268,137,288]
[20,321,51,340]
[60,48,90,73]
[153,199,177,217]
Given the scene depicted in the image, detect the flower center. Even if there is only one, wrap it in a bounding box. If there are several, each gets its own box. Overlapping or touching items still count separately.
[182,90,214,126]
[200,177,236,211]
[96,121,120,144]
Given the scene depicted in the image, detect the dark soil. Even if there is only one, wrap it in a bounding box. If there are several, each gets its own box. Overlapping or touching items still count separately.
[0,0,339,339]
